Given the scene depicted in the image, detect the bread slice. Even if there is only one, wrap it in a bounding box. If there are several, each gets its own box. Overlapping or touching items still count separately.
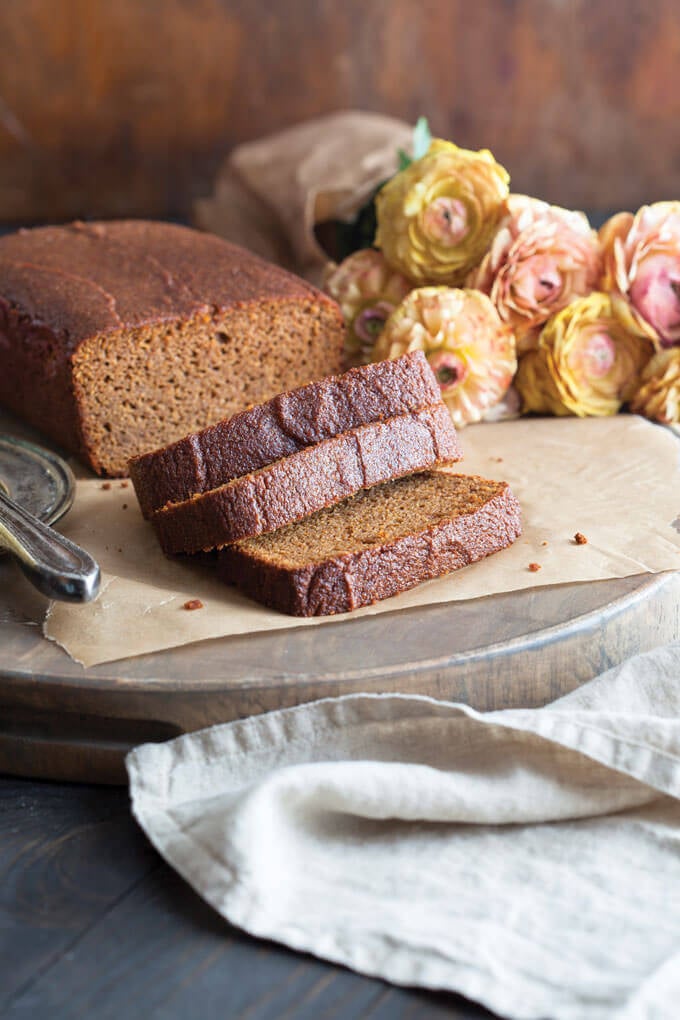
[129,351,442,518]
[0,221,345,476]
[217,472,522,616]
[150,404,462,554]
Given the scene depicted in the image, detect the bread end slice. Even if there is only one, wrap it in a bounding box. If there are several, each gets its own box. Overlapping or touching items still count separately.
[218,472,522,616]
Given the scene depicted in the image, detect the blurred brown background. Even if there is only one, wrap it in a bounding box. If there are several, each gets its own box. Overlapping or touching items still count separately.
[0,0,677,223]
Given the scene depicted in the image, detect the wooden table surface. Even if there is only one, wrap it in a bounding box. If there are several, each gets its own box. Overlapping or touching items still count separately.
[0,774,496,1020]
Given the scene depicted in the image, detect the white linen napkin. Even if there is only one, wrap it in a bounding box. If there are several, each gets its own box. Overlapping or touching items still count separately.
[127,643,680,1020]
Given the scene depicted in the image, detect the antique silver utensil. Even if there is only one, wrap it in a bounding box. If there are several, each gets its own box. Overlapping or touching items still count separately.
[0,436,100,602]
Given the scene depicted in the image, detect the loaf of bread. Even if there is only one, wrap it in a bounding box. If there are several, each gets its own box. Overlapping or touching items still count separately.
[129,351,442,518]
[217,472,522,616]
[150,404,462,554]
[0,220,345,476]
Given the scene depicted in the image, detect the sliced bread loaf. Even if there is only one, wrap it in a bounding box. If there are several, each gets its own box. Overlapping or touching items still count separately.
[129,351,442,518]
[0,221,345,476]
[150,404,462,554]
[217,472,522,616]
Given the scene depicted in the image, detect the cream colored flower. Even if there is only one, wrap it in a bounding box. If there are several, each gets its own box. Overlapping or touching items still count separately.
[515,292,654,417]
[600,202,680,349]
[629,348,680,423]
[481,385,522,422]
[467,194,602,354]
[374,140,509,286]
[372,286,517,427]
[323,249,412,365]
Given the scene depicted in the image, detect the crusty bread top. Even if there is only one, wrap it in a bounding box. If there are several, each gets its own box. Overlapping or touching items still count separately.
[0,220,336,349]
[129,351,444,517]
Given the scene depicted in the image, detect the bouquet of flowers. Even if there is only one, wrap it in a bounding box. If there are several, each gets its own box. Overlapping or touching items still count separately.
[324,119,678,428]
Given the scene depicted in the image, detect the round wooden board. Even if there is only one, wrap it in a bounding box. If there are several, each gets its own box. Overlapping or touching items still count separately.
[1,555,678,784]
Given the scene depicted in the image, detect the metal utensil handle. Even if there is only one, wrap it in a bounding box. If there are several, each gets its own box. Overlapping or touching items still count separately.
[0,489,100,602]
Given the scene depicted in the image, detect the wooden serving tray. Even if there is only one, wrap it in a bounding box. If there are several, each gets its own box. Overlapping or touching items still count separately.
[1,555,678,784]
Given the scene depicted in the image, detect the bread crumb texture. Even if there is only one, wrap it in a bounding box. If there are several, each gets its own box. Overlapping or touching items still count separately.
[237,472,509,568]
[128,351,440,517]
[217,472,522,616]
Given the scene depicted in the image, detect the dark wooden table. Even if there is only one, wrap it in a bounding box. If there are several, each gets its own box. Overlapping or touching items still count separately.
[0,775,495,1020]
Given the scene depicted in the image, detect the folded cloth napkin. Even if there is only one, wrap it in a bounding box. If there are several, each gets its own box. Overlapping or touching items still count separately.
[127,643,680,1020]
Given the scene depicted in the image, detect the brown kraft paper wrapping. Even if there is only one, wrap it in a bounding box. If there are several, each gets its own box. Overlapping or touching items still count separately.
[194,110,413,284]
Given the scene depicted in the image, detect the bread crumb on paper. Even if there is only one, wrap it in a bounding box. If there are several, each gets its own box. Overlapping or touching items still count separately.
[573,532,588,545]
[183,599,204,611]
[528,562,542,572]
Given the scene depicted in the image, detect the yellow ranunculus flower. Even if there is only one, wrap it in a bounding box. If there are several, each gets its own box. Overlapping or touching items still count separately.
[374,140,510,286]
[372,286,517,427]
[629,348,680,423]
[515,292,654,417]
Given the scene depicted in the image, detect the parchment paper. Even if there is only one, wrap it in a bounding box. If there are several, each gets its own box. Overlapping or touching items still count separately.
[44,415,680,667]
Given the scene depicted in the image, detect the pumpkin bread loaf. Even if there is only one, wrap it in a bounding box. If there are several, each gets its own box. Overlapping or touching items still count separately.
[150,403,462,554]
[129,351,442,518]
[217,472,522,616]
[0,220,345,476]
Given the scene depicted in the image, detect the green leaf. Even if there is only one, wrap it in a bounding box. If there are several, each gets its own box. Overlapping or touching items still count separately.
[412,116,431,159]
[397,148,412,171]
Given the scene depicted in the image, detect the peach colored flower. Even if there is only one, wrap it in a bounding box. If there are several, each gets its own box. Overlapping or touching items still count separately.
[629,348,680,423]
[515,292,654,417]
[324,249,412,366]
[467,195,602,355]
[600,202,680,349]
[374,140,510,286]
[372,286,517,427]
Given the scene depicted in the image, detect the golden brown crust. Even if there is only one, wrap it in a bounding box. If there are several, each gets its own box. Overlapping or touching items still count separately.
[0,221,329,346]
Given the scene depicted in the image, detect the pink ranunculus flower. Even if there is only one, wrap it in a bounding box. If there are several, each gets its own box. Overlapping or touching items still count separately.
[324,249,412,366]
[600,202,680,349]
[467,194,602,355]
